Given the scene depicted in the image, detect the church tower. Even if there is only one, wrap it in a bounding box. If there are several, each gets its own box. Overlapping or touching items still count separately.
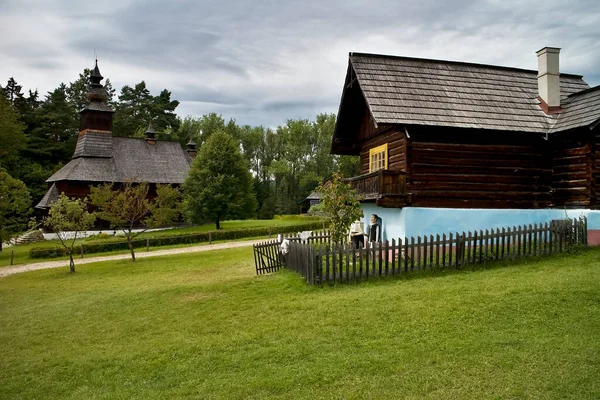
[79,60,114,132]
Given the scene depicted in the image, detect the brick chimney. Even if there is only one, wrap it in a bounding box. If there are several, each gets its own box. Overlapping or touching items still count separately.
[536,47,562,114]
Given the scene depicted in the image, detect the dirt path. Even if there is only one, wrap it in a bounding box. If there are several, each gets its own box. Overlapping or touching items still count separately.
[0,238,267,278]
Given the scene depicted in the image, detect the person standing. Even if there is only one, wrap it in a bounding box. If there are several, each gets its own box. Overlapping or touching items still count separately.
[368,214,381,243]
[349,220,365,248]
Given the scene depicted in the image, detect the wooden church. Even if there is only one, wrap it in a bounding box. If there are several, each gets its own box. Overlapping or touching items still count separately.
[36,62,196,210]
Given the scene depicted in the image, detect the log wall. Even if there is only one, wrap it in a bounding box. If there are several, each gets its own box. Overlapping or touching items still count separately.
[407,129,552,209]
[591,127,600,209]
[351,124,597,209]
[359,130,407,174]
[551,133,591,208]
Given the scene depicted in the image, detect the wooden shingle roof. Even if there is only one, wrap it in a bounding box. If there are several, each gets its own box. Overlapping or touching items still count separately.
[333,52,597,151]
[550,86,600,133]
[35,183,59,209]
[46,131,191,184]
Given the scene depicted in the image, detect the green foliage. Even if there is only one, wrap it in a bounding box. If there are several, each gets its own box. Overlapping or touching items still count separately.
[44,194,96,272]
[307,203,325,216]
[0,169,31,249]
[112,81,180,137]
[318,173,362,244]
[0,95,26,166]
[89,181,182,261]
[184,130,257,229]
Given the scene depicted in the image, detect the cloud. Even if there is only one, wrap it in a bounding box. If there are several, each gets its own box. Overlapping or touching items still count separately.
[1,0,599,127]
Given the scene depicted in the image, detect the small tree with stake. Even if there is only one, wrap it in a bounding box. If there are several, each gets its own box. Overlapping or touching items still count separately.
[44,194,96,273]
[317,173,362,245]
[89,181,182,261]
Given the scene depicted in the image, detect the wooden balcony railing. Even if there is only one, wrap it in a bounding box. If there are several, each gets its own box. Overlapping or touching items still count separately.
[344,169,407,200]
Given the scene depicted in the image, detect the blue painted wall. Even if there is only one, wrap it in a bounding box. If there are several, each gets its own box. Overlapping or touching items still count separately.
[360,203,403,241]
[358,204,600,241]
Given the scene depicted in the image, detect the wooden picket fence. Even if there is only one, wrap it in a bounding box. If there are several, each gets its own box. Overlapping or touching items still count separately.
[255,218,587,284]
[254,230,331,275]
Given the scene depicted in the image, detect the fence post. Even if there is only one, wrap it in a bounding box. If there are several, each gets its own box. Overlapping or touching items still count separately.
[10,250,14,266]
[146,238,150,252]
[456,233,465,267]
[80,244,84,259]
[269,226,272,238]
[209,232,212,245]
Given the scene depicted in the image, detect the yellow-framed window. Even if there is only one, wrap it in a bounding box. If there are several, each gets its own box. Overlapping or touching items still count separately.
[369,143,388,172]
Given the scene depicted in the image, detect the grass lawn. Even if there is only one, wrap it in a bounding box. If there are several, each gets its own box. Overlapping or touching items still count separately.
[0,217,323,268]
[0,247,599,399]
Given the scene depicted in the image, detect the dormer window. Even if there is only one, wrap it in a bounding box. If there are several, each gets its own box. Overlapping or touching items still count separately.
[369,143,388,172]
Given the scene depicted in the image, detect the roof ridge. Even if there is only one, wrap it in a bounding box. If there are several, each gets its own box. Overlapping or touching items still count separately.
[349,52,585,79]
[567,85,600,98]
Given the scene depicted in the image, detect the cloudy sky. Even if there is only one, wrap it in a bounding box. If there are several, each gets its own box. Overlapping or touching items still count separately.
[1,0,599,128]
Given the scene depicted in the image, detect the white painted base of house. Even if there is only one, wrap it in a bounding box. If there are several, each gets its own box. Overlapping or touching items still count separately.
[359,205,600,245]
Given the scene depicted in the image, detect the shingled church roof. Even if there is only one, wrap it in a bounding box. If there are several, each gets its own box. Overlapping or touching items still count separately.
[46,131,192,184]
[35,183,59,209]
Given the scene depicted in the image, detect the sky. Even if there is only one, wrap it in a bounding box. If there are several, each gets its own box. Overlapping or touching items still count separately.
[1,0,599,128]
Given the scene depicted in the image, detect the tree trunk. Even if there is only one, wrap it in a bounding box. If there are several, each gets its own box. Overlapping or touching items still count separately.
[128,240,136,261]
[68,253,76,273]
[0,239,3,252]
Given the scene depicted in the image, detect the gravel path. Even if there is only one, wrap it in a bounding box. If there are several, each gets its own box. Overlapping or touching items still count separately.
[0,238,267,278]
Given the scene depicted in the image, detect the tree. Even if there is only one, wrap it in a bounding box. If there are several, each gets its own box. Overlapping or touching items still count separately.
[184,130,257,229]
[0,96,26,166]
[28,84,79,166]
[89,182,182,261]
[112,81,180,137]
[317,173,362,245]
[0,169,31,251]
[43,194,96,272]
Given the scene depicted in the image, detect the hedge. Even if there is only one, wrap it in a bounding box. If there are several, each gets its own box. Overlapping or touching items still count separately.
[29,220,328,259]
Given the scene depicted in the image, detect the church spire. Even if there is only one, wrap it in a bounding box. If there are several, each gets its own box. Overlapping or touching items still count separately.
[90,59,103,87]
[80,59,114,132]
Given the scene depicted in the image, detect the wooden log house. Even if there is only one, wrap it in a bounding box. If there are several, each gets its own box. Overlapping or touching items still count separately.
[331,47,600,242]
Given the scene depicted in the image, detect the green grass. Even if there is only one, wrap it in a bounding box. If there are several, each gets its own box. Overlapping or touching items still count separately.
[0,217,324,267]
[0,247,599,399]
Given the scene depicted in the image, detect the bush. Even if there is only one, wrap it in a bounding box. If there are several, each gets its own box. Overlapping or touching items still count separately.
[29,220,328,259]
[273,214,322,221]
[307,204,325,217]
[91,232,113,240]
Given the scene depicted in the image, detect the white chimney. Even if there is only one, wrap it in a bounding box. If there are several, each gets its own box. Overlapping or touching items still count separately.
[536,47,561,112]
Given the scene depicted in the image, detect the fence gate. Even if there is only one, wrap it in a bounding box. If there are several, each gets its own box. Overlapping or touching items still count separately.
[253,240,284,275]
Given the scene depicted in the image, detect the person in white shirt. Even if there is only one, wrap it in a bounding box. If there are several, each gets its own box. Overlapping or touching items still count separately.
[349,220,365,248]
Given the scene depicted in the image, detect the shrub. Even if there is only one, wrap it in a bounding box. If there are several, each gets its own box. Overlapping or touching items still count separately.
[29,221,328,259]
